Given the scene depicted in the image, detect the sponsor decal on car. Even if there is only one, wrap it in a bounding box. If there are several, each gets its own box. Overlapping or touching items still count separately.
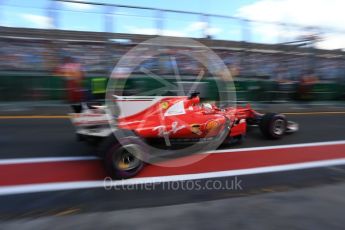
[153,121,185,137]
[206,120,219,132]
[160,101,169,110]
[191,124,202,135]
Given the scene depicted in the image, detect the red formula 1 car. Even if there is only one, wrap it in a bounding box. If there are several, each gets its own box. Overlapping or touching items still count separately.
[70,92,298,179]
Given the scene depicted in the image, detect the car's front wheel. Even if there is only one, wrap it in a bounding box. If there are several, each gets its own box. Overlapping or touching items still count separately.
[259,113,287,139]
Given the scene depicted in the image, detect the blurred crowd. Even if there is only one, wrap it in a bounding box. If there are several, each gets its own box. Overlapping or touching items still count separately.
[0,38,344,83]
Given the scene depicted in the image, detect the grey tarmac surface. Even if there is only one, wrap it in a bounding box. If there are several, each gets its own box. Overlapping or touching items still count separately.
[0,114,344,159]
[0,111,344,225]
[1,180,345,229]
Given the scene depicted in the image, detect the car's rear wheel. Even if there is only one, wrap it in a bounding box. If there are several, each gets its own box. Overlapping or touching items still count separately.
[99,135,145,179]
[259,113,287,139]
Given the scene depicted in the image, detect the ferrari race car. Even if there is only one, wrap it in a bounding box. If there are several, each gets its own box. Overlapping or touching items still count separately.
[70,93,298,179]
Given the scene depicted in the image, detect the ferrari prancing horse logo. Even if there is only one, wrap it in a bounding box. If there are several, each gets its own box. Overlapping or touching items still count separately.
[160,101,169,109]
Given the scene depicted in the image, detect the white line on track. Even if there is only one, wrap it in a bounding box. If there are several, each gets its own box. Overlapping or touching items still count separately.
[206,140,345,154]
[0,156,99,165]
[1,158,345,196]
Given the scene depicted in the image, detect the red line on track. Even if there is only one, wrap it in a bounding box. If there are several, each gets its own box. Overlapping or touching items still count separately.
[138,143,345,177]
[0,161,107,186]
[1,143,345,186]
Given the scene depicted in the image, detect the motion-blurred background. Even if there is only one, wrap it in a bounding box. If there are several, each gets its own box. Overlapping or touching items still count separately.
[1,1,345,227]
[0,0,344,104]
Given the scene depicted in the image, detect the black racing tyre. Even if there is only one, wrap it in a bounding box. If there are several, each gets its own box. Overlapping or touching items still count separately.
[98,134,146,179]
[259,113,287,139]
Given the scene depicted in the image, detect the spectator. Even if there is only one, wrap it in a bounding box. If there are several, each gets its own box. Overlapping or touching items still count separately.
[298,69,318,100]
[55,57,84,103]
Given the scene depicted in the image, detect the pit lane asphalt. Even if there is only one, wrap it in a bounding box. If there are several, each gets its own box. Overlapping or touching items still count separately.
[0,114,344,159]
[0,114,345,219]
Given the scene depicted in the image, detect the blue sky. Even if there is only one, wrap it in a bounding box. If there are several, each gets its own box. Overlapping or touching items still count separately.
[2,0,345,49]
[1,0,256,40]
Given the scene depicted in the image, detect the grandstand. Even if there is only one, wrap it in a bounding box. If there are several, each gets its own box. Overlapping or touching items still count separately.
[1,0,345,103]
[0,26,344,81]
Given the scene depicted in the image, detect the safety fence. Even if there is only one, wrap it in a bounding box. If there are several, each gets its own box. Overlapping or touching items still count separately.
[0,73,343,103]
